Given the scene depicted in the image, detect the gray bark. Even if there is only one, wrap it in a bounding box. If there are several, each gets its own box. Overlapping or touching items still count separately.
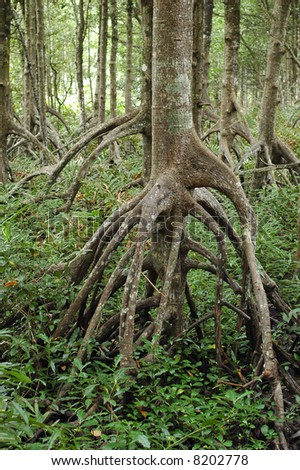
[109,0,118,118]
[0,0,11,183]
[94,0,108,122]
[125,0,133,113]
[254,0,294,188]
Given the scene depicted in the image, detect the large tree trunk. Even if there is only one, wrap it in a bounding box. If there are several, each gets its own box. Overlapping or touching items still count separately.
[0,0,11,184]
[253,0,299,188]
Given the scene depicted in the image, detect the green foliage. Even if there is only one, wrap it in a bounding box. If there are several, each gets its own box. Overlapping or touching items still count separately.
[0,339,277,450]
[253,185,299,299]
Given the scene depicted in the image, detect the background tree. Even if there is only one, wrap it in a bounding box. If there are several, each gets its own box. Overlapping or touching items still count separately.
[254,0,299,188]
[0,0,11,183]
[125,0,133,113]
[94,0,108,122]
[109,0,118,118]
[193,0,216,133]
[218,0,254,166]
[73,0,89,130]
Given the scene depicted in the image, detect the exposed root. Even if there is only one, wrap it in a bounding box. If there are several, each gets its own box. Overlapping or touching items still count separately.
[48,164,296,447]
[253,136,300,188]
[191,200,227,367]
[53,206,142,337]
[9,122,58,165]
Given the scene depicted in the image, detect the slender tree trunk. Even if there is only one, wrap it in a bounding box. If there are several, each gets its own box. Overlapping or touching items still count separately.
[109,0,118,118]
[74,0,87,130]
[24,0,36,132]
[193,0,217,132]
[253,0,293,188]
[94,0,108,122]
[0,0,11,183]
[202,1,213,101]
[219,0,255,166]
[140,0,153,182]
[35,0,47,145]
[125,0,133,113]
[192,0,204,133]
[219,0,240,166]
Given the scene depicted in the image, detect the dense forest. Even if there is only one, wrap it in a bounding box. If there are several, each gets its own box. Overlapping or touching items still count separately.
[0,0,300,450]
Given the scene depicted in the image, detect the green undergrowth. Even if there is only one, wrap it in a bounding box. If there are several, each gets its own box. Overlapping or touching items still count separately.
[1,133,299,450]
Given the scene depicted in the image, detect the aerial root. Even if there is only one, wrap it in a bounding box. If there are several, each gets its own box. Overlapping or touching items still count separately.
[191,200,228,367]
[46,178,295,448]
[119,213,152,370]
[53,204,142,337]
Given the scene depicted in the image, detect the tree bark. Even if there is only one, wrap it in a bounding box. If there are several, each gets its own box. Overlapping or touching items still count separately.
[192,0,217,132]
[109,0,118,118]
[0,0,11,183]
[192,0,204,133]
[35,0,47,145]
[94,0,108,122]
[151,0,194,176]
[73,0,88,130]
[211,0,255,166]
[23,0,36,133]
[140,0,153,182]
[219,0,241,166]
[125,0,133,113]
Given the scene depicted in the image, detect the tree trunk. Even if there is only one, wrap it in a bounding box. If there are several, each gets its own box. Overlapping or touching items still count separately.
[140,0,153,182]
[74,0,87,130]
[193,0,217,132]
[192,0,204,133]
[125,0,133,113]
[35,0,47,145]
[23,0,36,133]
[253,0,294,188]
[0,0,11,183]
[94,0,108,123]
[219,0,241,166]
[215,0,255,166]
[109,0,118,118]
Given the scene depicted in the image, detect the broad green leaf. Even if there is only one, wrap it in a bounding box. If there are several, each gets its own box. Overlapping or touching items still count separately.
[11,402,29,425]
[7,370,32,384]
[137,434,151,449]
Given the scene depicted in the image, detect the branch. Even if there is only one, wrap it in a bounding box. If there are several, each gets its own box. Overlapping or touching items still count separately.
[239,162,300,174]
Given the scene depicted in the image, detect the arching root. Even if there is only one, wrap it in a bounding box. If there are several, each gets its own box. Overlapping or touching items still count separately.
[50,167,292,448]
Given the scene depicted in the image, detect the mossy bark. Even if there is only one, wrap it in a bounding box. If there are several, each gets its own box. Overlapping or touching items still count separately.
[0,0,11,184]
